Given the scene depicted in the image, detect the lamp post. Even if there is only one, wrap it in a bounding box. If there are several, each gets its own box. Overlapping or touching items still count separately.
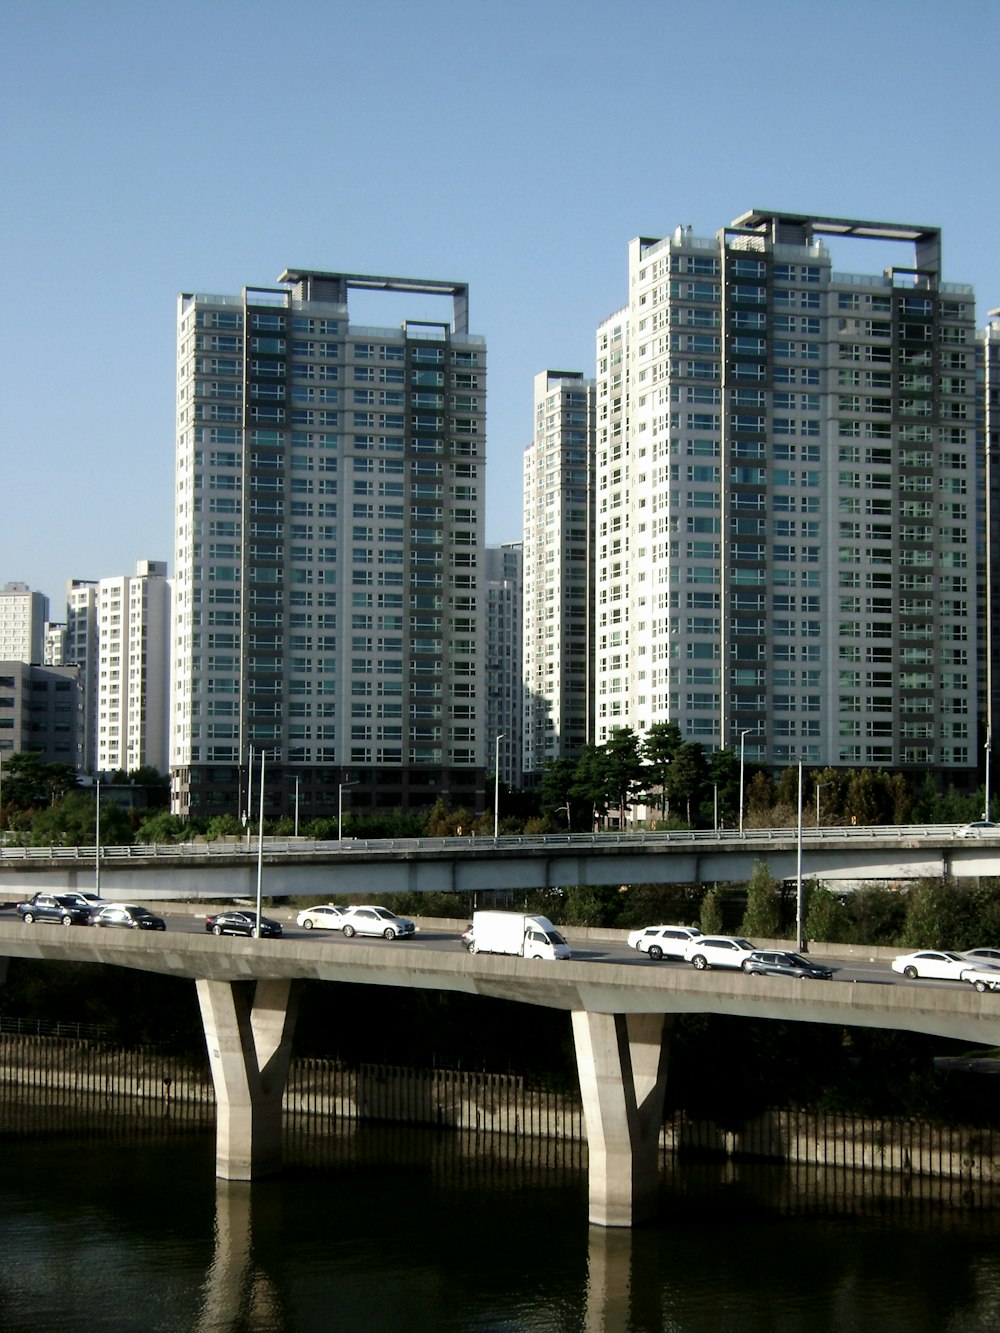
[795,762,806,951]
[494,734,505,840]
[738,729,755,837]
[95,777,101,896]
[294,776,300,838]
[554,804,571,831]
[338,780,357,842]
[254,750,266,937]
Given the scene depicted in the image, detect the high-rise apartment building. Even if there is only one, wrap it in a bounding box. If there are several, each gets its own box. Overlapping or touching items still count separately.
[522,371,595,781]
[173,270,486,819]
[484,543,523,789]
[0,582,49,664]
[593,210,978,779]
[982,307,1000,791]
[96,560,170,775]
[0,662,82,767]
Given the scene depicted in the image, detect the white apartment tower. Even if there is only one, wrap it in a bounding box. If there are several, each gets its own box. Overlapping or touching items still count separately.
[593,211,978,778]
[96,561,171,774]
[173,270,486,820]
[0,582,49,664]
[522,371,595,780]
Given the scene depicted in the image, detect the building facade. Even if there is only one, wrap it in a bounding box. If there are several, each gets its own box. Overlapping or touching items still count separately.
[484,543,523,789]
[173,270,486,820]
[522,370,595,781]
[64,580,98,772]
[0,662,82,768]
[592,210,978,780]
[0,583,49,664]
[96,560,171,775]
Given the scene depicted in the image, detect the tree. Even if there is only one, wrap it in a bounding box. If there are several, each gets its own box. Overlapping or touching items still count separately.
[700,886,724,934]
[741,860,782,938]
[571,745,612,829]
[706,747,740,829]
[804,886,852,943]
[539,759,578,829]
[665,741,708,826]
[900,877,969,950]
[1,752,78,812]
[641,722,683,821]
[601,728,647,828]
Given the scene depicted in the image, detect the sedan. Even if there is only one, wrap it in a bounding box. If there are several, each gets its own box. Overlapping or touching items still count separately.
[296,904,348,931]
[91,904,166,931]
[339,906,415,940]
[961,948,1000,967]
[17,893,92,926]
[957,821,1000,837]
[891,950,972,981]
[627,925,702,962]
[205,910,282,938]
[743,950,834,980]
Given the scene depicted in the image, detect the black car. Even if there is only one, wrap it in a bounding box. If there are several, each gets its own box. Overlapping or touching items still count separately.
[205,910,283,939]
[17,893,92,926]
[743,950,834,980]
[90,904,166,931]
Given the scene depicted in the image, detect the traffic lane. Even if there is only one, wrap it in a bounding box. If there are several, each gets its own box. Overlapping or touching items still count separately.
[117,916,998,992]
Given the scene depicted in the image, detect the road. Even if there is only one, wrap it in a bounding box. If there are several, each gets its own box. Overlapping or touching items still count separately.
[1,903,978,995]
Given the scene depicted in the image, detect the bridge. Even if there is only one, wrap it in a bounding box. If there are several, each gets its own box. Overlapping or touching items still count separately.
[1,825,999,902]
[3,917,999,1228]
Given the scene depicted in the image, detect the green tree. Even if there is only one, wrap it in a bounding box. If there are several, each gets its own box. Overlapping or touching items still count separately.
[804,885,852,943]
[1,752,78,811]
[29,790,132,847]
[900,877,969,950]
[706,746,740,830]
[539,758,578,829]
[847,885,906,946]
[741,860,782,938]
[700,886,724,934]
[135,810,188,844]
[640,722,683,821]
[601,727,647,828]
[666,741,708,826]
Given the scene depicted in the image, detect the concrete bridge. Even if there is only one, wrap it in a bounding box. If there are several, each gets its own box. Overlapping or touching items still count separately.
[3,918,999,1228]
[2,825,999,902]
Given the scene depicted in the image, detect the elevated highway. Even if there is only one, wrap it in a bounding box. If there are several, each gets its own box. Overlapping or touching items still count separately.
[2,824,999,901]
[3,915,1000,1227]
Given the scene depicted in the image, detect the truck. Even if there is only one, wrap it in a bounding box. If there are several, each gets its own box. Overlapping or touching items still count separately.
[465,911,571,961]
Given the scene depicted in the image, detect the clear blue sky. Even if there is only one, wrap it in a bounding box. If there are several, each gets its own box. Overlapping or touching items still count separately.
[3,0,999,610]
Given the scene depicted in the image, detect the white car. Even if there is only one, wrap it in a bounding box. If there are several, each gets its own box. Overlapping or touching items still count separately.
[891,950,973,981]
[627,925,703,961]
[684,935,757,971]
[961,948,1000,967]
[296,904,348,931]
[957,821,1000,837]
[340,905,415,940]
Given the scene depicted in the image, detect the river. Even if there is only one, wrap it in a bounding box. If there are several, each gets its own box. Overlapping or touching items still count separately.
[1,1103,1000,1331]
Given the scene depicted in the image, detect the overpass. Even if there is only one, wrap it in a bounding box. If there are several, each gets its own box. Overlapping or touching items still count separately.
[2,825,999,902]
[3,917,999,1227]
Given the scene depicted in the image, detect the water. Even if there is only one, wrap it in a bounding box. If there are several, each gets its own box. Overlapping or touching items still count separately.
[2,1106,1000,1332]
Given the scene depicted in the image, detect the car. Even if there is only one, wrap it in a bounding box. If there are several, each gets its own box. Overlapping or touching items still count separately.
[339,905,415,940]
[61,891,106,911]
[296,904,349,931]
[684,935,757,971]
[743,950,834,980]
[17,893,92,926]
[957,821,1000,837]
[205,910,282,938]
[890,950,972,981]
[626,925,703,961]
[961,948,1000,967]
[90,904,166,931]
[963,967,1000,993]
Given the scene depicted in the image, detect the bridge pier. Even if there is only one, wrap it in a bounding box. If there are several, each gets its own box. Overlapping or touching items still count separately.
[571,1011,671,1228]
[196,977,300,1180]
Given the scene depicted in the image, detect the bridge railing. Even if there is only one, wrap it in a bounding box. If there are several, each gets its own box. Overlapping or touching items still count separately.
[0,824,973,863]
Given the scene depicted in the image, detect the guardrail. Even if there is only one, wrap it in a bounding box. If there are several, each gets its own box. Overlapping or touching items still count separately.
[0,824,975,863]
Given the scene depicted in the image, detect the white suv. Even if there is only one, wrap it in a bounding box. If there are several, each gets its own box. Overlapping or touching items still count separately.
[684,935,757,971]
[627,925,703,961]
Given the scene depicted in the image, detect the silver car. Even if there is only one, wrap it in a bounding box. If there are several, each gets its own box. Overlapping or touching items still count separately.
[340,906,415,940]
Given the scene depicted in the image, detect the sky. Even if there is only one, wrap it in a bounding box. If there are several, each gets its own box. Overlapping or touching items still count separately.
[3,0,999,611]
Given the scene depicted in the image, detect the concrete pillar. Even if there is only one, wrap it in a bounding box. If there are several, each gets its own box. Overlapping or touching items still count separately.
[571,1010,671,1227]
[196,978,300,1180]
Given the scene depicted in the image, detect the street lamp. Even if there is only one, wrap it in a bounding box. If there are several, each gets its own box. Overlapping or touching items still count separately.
[738,729,756,837]
[338,780,357,842]
[254,750,266,937]
[494,735,505,840]
[554,804,571,831]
